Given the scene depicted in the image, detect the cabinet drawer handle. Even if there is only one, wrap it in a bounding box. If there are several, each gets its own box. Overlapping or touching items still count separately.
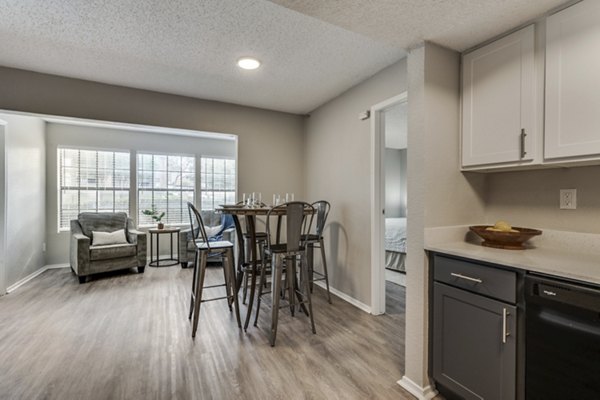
[502,308,511,344]
[450,272,483,284]
[520,128,527,158]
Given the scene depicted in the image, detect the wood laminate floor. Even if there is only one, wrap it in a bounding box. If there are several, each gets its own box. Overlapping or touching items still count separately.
[0,266,411,400]
[385,281,406,316]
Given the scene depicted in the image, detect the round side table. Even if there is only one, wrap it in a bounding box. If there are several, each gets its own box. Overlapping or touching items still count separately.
[148,227,181,267]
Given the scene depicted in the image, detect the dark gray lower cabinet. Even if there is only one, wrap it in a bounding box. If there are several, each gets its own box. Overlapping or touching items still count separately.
[433,282,517,400]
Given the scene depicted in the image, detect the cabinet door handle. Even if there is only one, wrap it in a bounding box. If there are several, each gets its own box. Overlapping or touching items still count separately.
[502,308,511,344]
[520,129,527,158]
[450,272,483,284]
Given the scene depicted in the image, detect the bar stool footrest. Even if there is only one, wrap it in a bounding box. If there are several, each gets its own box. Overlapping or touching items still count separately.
[201,295,234,303]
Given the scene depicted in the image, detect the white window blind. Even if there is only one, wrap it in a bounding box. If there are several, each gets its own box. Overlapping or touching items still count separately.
[200,157,236,210]
[138,153,195,225]
[58,148,130,230]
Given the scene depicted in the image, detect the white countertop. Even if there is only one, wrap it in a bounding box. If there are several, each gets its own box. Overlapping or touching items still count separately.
[425,226,600,286]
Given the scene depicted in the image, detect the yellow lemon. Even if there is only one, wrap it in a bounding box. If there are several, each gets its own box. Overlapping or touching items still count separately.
[486,221,519,233]
[494,220,512,231]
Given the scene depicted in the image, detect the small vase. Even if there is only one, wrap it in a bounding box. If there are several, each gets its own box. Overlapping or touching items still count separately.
[157,222,164,230]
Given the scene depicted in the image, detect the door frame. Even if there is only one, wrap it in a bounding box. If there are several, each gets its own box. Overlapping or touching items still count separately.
[0,120,6,295]
[370,92,407,315]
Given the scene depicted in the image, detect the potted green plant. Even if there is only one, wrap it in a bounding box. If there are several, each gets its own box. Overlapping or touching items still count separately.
[142,207,166,229]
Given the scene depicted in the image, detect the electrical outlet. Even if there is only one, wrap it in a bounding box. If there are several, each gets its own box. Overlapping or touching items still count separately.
[42,242,46,252]
[560,189,577,210]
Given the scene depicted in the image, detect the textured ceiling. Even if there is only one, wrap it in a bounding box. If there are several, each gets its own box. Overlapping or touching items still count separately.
[269,0,569,51]
[0,0,403,114]
[0,0,571,115]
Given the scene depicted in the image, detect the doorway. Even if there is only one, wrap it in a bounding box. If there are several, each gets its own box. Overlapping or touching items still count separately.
[370,93,407,315]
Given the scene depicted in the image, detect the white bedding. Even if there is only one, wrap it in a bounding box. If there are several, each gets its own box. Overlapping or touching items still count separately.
[385,217,406,253]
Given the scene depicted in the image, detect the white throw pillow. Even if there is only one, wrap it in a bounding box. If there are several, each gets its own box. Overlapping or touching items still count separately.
[204,225,223,238]
[92,229,128,246]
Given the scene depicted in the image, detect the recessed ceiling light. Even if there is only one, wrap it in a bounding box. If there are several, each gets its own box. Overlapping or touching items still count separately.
[237,57,261,70]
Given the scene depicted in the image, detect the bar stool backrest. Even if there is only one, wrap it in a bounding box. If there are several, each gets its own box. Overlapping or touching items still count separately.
[266,202,314,252]
[187,202,211,251]
[312,200,331,238]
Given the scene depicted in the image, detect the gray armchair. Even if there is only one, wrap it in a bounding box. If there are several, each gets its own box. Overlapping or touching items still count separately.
[70,212,147,283]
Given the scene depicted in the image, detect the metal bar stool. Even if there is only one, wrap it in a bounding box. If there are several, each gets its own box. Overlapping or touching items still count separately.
[254,201,316,346]
[233,201,269,305]
[242,231,268,304]
[303,200,332,304]
[187,202,241,338]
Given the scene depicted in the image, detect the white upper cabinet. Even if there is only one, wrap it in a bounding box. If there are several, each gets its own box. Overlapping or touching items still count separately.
[545,0,600,160]
[462,25,537,168]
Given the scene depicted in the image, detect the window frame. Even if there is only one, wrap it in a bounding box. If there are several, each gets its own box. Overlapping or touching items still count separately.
[57,145,131,232]
[136,151,197,228]
[199,156,237,211]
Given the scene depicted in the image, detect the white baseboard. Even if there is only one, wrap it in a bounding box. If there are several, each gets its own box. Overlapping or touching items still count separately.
[6,263,69,294]
[313,281,371,314]
[397,376,438,400]
[46,263,69,269]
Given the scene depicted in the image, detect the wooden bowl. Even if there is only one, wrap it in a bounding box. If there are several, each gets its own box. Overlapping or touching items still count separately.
[469,225,542,250]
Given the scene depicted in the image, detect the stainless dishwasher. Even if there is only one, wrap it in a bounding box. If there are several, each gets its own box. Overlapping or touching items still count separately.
[525,274,600,399]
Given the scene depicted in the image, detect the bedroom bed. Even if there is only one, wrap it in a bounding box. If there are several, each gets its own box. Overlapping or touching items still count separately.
[385,217,406,272]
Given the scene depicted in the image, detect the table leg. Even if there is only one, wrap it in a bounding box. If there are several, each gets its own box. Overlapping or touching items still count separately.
[232,215,245,293]
[170,232,174,262]
[176,230,180,263]
[243,215,258,331]
[150,232,154,265]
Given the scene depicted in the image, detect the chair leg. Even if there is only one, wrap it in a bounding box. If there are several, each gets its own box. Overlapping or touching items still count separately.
[270,255,283,347]
[232,264,242,329]
[319,239,332,304]
[288,257,296,317]
[222,257,233,311]
[302,254,316,334]
[225,248,242,329]
[242,269,249,305]
[221,253,232,313]
[262,246,269,289]
[307,243,314,292]
[295,257,309,316]
[191,251,207,338]
[241,239,251,304]
[281,260,288,300]
[244,258,259,332]
[253,253,270,327]
[189,250,199,320]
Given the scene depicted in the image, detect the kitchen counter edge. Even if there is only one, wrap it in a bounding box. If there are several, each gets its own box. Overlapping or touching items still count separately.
[425,241,600,286]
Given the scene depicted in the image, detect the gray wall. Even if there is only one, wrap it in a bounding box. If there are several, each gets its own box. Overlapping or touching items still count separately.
[0,113,46,287]
[0,66,306,266]
[304,60,408,305]
[403,43,486,390]
[45,122,237,264]
[385,148,407,218]
[484,166,600,233]
[0,66,306,206]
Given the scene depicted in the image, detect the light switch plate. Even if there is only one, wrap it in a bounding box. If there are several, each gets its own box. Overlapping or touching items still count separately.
[560,189,577,209]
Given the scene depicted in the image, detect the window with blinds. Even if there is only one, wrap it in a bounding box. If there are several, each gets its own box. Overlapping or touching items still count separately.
[200,157,236,210]
[137,153,195,226]
[58,148,130,230]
